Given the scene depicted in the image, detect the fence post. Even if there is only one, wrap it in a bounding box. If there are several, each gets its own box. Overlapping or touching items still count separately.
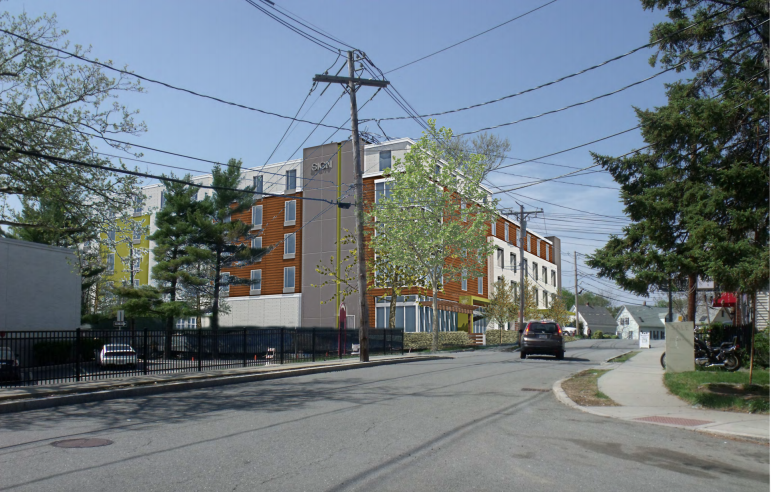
[143,329,148,375]
[401,330,404,356]
[312,328,316,362]
[197,328,203,372]
[75,328,82,382]
[280,328,285,365]
[243,329,247,368]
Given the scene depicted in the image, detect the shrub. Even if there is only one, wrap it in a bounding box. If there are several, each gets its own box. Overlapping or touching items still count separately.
[484,329,518,345]
[404,332,472,350]
[592,330,604,339]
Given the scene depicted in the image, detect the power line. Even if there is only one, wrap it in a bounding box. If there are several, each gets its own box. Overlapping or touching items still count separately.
[373,3,748,120]
[385,0,559,74]
[0,28,353,132]
[0,145,348,206]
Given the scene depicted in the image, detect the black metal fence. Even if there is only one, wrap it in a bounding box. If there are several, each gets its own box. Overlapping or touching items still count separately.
[0,327,404,388]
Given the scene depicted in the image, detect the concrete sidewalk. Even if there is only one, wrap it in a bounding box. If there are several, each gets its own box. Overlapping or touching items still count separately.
[554,345,770,443]
[0,354,448,414]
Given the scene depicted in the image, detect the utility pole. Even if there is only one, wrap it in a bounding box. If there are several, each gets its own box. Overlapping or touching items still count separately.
[500,205,541,339]
[335,143,342,330]
[574,251,579,337]
[314,51,389,362]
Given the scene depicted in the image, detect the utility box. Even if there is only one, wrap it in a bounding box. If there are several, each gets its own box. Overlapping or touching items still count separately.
[664,322,695,373]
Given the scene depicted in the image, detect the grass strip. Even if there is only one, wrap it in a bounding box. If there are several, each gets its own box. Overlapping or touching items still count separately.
[562,369,618,407]
[664,370,770,414]
[609,351,640,363]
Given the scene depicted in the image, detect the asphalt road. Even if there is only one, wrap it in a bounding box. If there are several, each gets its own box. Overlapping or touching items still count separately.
[0,340,767,492]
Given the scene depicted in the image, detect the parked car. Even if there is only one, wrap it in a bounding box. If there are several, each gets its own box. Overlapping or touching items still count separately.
[98,344,138,368]
[520,320,565,360]
[562,326,578,336]
[0,347,21,381]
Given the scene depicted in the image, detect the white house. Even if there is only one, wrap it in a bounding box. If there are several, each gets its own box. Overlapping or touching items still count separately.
[616,305,668,341]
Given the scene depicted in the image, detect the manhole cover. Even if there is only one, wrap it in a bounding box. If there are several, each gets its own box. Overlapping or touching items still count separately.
[51,438,113,448]
[522,388,550,392]
[633,416,713,427]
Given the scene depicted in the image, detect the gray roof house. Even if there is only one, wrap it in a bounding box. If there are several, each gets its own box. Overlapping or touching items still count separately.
[570,304,617,337]
[616,305,668,340]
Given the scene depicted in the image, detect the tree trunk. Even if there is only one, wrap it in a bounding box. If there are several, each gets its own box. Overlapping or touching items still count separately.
[431,281,439,352]
[687,273,697,322]
[388,290,397,330]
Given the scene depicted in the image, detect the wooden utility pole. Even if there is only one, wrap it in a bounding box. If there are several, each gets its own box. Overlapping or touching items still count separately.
[574,251,579,337]
[314,51,389,362]
[335,143,342,330]
[500,206,541,339]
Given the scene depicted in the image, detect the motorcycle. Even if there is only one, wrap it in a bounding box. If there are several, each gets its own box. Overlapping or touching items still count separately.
[659,337,741,371]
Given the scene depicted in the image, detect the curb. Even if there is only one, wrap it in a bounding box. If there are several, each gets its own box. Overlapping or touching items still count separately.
[605,350,633,363]
[0,355,450,415]
[551,377,769,444]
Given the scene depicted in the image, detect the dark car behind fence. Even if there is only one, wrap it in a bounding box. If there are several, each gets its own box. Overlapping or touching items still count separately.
[0,327,404,388]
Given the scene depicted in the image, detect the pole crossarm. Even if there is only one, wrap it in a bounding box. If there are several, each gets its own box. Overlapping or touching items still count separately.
[313,74,390,88]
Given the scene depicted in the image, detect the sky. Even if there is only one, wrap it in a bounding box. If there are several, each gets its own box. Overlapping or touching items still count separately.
[6,0,688,307]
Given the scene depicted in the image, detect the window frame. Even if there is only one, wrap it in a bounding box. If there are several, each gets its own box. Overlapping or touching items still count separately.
[283,266,295,293]
[379,150,392,172]
[251,236,263,262]
[250,269,262,296]
[284,233,296,259]
[284,200,296,226]
[253,175,264,199]
[461,270,467,291]
[251,205,263,230]
[477,276,484,295]
[285,169,297,191]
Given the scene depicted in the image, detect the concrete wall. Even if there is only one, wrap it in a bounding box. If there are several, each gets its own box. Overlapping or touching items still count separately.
[0,237,81,330]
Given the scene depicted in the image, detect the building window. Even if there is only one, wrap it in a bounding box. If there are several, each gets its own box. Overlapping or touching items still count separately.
[491,221,496,237]
[505,224,509,243]
[252,237,262,261]
[379,150,391,171]
[284,200,296,226]
[133,229,141,244]
[533,262,538,281]
[251,205,263,229]
[285,169,297,191]
[534,288,539,307]
[542,266,547,282]
[510,253,517,273]
[221,272,230,295]
[284,233,295,258]
[543,290,548,307]
[107,228,116,242]
[133,196,143,216]
[523,259,528,276]
[461,270,467,291]
[478,277,483,295]
[223,213,231,223]
[250,269,261,295]
[537,241,541,257]
[435,164,441,176]
[253,175,263,197]
[160,190,165,209]
[133,279,140,288]
[284,266,295,292]
[497,248,504,269]
[132,258,141,273]
[375,180,394,203]
[551,270,556,287]
[107,254,115,273]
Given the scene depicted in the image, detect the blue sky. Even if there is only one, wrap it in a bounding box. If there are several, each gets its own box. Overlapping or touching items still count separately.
[7,0,685,306]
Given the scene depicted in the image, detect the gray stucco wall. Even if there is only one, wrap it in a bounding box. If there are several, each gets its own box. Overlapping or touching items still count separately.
[0,237,81,330]
[301,141,360,329]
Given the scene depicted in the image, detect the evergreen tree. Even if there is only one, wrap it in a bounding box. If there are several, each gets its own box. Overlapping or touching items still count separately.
[194,159,265,350]
[587,0,769,320]
[148,176,208,357]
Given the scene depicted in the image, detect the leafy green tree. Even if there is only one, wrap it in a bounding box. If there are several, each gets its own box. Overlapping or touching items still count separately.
[546,293,571,328]
[486,278,517,344]
[148,176,209,357]
[193,159,265,346]
[588,0,769,320]
[0,10,145,235]
[367,121,498,352]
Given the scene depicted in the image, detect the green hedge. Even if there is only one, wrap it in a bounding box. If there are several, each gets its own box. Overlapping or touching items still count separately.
[592,330,604,339]
[404,332,472,350]
[484,329,518,345]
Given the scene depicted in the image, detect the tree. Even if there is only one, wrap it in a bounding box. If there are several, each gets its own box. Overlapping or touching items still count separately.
[560,288,612,311]
[0,10,145,235]
[587,0,769,321]
[148,176,208,357]
[312,230,358,308]
[193,159,264,347]
[367,121,498,352]
[520,278,541,323]
[446,132,512,180]
[545,293,571,328]
[486,278,517,344]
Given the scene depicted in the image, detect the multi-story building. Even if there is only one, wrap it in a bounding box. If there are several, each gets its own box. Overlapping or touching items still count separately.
[134,139,562,333]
